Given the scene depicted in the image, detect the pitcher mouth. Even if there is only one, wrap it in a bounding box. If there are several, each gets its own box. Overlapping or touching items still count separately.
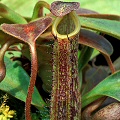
[52,11,80,39]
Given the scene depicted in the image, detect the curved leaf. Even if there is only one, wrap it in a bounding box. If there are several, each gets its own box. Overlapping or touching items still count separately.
[79,29,115,73]
[79,29,113,55]
[82,70,120,108]
[79,14,120,21]
[80,17,120,40]
[0,56,46,109]
[1,0,38,18]
[0,3,27,24]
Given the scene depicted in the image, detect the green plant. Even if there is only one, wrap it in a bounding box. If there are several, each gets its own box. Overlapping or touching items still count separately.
[0,1,120,120]
[0,94,16,120]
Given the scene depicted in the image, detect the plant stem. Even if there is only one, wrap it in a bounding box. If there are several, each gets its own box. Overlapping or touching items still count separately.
[25,42,38,120]
[31,1,50,20]
[0,39,20,81]
[103,55,115,74]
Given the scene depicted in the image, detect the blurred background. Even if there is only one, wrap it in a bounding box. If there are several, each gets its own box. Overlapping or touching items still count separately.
[1,0,120,17]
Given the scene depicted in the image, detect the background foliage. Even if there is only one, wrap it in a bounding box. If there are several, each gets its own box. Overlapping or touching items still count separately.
[1,0,120,18]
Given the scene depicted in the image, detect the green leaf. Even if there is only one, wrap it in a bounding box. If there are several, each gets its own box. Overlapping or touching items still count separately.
[1,0,119,18]
[1,0,38,18]
[82,70,120,108]
[79,14,120,21]
[78,46,93,72]
[80,17,120,40]
[22,44,53,93]
[0,56,46,108]
[0,3,27,24]
[39,107,50,120]
[90,49,99,60]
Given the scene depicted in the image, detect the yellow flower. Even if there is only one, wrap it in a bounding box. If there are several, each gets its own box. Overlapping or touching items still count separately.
[0,105,16,120]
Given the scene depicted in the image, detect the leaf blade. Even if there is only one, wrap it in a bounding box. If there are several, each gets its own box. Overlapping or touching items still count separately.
[80,17,120,40]
[0,56,46,108]
[82,70,120,108]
